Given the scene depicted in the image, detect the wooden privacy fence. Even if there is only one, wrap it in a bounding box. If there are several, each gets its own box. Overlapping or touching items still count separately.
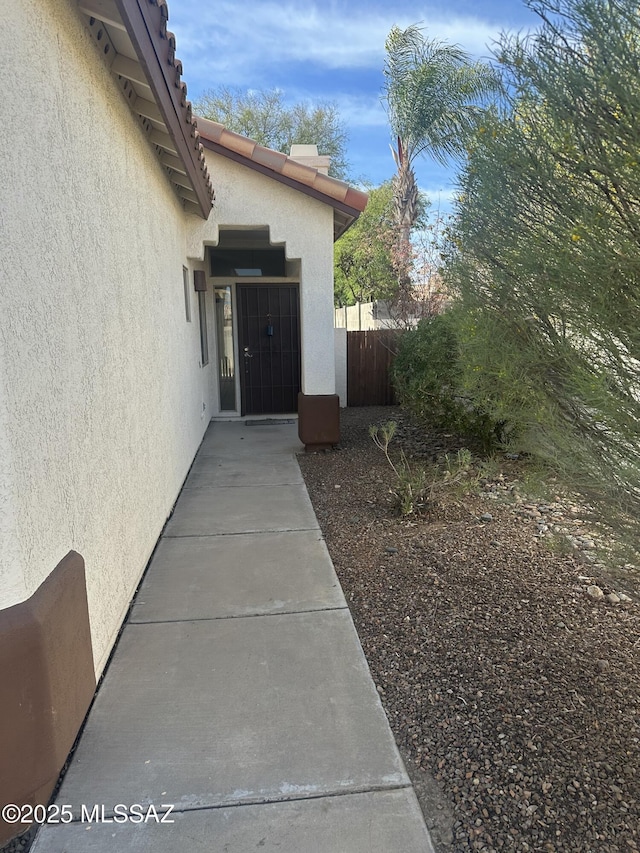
[347,329,402,406]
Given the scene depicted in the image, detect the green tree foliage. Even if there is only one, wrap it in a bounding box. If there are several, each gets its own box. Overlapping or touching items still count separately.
[194,86,350,180]
[435,0,640,535]
[334,182,425,306]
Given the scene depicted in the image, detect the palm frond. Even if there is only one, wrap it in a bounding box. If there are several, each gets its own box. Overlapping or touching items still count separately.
[383,24,499,167]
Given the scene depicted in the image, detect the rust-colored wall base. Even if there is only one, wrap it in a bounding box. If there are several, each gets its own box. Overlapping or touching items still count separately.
[0,551,95,845]
[297,393,340,450]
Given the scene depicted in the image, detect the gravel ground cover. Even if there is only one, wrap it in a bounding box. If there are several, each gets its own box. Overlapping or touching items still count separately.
[297,406,639,853]
[0,829,36,853]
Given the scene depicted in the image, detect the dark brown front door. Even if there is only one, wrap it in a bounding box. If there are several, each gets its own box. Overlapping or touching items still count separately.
[237,284,301,415]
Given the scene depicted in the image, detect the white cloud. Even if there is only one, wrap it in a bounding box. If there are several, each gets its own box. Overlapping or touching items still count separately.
[170,0,505,93]
[314,93,389,128]
[167,0,530,187]
[419,187,458,203]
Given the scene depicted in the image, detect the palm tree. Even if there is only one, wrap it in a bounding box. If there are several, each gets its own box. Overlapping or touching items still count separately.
[383,25,497,273]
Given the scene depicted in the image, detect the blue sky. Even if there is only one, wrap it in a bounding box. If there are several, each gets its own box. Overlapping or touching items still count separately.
[167,0,540,207]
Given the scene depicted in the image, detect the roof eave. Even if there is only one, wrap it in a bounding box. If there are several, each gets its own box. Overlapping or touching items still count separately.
[114,0,212,218]
[79,0,214,216]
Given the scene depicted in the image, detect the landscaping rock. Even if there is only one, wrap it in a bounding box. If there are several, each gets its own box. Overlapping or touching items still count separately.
[586,584,605,600]
[298,406,639,853]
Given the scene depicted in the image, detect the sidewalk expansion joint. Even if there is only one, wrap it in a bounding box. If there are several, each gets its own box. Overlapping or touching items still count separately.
[162,527,320,539]
[63,783,415,823]
[182,482,303,490]
[127,606,348,625]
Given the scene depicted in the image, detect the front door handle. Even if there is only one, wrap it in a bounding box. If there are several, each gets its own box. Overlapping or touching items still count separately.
[243,347,253,359]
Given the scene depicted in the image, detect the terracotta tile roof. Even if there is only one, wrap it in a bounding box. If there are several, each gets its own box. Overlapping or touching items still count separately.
[80,0,214,216]
[144,0,215,211]
[195,117,368,218]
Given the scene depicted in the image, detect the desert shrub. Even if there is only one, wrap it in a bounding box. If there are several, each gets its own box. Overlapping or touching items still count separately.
[369,421,427,514]
[442,0,640,545]
[392,311,502,448]
[369,421,476,514]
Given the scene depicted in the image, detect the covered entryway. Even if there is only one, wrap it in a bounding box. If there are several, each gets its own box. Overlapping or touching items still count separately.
[195,126,369,442]
[208,229,303,418]
[237,284,301,415]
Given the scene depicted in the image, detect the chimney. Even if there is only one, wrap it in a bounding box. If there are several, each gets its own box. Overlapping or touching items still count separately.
[289,144,331,175]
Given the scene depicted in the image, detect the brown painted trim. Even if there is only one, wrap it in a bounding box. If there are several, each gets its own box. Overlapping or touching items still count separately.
[298,393,340,450]
[201,138,362,223]
[114,0,212,218]
[0,552,95,845]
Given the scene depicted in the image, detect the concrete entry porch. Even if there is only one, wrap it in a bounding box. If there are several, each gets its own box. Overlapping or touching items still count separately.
[32,420,434,852]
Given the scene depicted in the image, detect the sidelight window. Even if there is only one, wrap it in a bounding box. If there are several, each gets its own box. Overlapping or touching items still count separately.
[215,286,236,410]
[198,290,209,367]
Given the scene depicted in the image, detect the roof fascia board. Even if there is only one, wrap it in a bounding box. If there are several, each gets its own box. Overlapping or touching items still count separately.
[201,138,361,223]
[114,0,211,217]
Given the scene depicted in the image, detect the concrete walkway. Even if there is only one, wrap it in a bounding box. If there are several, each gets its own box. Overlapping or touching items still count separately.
[33,421,434,852]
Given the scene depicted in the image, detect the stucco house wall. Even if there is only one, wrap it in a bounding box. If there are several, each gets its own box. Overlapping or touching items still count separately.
[1,0,214,676]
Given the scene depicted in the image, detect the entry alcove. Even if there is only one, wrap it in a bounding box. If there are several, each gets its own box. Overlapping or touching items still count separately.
[208,229,302,416]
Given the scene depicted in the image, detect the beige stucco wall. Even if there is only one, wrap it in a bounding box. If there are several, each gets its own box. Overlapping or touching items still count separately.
[187,154,337,398]
[0,0,214,675]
